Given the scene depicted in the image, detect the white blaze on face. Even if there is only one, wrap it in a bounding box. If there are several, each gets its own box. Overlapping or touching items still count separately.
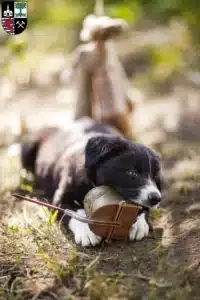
[138,179,161,205]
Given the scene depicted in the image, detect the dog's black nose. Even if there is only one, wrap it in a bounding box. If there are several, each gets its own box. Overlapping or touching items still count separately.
[148,192,161,206]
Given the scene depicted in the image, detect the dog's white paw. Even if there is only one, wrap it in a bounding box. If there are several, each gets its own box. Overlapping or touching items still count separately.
[129,213,149,241]
[69,209,102,247]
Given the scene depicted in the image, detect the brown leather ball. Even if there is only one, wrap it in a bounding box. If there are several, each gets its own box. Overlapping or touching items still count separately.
[84,186,142,240]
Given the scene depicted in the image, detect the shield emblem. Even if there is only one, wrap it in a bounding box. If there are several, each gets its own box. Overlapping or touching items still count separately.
[1,1,27,35]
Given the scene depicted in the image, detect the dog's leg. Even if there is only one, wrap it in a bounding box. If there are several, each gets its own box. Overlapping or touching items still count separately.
[69,209,102,247]
[52,171,69,206]
[129,212,149,241]
[53,176,102,247]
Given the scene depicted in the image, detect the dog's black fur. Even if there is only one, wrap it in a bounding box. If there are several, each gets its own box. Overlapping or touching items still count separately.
[21,118,163,244]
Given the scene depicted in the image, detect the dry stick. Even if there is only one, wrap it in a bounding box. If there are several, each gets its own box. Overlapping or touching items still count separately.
[76,252,91,259]
[85,255,101,271]
[59,209,67,231]
[109,271,172,288]
[132,271,173,288]
[12,193,121,227]
[31,291,44,300]
[95,0,105,16]
[23,205,45,237]
[32,291,59,300]
[0,252,24,257]
[0,275,9,280]
[46,291,59,300]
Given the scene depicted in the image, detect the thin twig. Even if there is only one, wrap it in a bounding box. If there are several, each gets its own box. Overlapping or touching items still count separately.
[76,252,91,259]
[1,287,31,294]
[46,291,59,300]
[132,271,173,288]
[0,275,9,280]
[31,291,43,300]
[108,271,173,288]
[32,291,59,300]
[59,210,66,231]
[100,256,118,262]
[12,193,120,227]
[23,205,45,237]
[85,255,101,271]
[0,252,24,257]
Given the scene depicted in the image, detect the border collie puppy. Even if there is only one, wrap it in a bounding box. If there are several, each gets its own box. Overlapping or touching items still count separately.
[21,118,163,247]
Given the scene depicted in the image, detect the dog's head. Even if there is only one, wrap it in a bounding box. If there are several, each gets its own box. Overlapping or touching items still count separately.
[85,135,163,208]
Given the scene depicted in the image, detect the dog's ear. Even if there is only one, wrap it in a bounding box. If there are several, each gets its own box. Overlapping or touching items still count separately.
[154,151,161,160]
[85,136,128,169]
[151,151,163,191]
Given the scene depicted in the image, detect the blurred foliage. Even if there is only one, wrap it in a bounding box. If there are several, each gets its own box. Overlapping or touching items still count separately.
[1,0,200,50]
[151,45,184,81]
[26,0,200,31]
[23,0,200,61]
[29,1,84,28]
[6,39,27,57]
[1,0,200,84]
[1,0,200,49]
[107,3,142,24]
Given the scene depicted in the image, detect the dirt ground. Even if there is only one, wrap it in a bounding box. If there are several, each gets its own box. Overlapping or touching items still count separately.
[1,73,200,300]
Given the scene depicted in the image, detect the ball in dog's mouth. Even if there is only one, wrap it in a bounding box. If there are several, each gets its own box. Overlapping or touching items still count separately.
[83,185,143,240]
[84,185,142,216]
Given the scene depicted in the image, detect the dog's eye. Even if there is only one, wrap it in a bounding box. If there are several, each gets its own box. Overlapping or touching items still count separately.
[126,170,138,177]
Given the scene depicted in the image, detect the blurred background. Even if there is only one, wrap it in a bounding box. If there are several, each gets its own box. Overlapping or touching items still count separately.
[1,0,200,146]
[1,3,200,298]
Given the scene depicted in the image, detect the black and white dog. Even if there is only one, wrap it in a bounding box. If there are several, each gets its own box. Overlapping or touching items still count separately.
[21,118,163,247]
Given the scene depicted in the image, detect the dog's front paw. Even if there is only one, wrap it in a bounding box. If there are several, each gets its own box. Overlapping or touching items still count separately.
[69,209,102,247]
[129,212,149,241]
